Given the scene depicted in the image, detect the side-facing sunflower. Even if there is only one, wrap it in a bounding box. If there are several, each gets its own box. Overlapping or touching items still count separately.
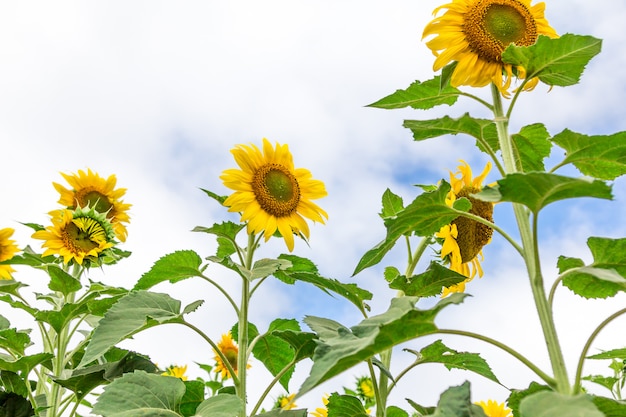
[221,138,328,251]
[161,364,188,381]
[0,228,20,280]
[436,161,493,296]
[213,332,249,380]
[54,169,131,242]
[476,400,512,417]
[422,0,558,96]
[275,393,297,410]
[32,207,116,266]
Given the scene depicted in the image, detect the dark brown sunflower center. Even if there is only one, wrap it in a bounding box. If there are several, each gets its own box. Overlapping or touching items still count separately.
[252,163,300,217]
[63,221,100,253]
[463,0,538,62]
[451,186,494,263]
[75,190,114,214]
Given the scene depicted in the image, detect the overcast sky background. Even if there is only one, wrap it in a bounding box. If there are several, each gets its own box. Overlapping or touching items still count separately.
[2,1,626,414]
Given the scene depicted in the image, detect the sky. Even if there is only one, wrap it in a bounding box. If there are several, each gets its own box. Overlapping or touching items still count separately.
[1,0,626,414]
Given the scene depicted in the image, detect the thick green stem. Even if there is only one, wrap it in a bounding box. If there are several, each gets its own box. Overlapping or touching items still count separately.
[375,349,392,417]
[491,84,570,393]
[238,233,256,417]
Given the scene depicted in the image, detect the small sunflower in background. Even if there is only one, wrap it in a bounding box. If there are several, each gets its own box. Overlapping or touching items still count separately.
[423,0,558,96]
[213,332,249,380]
[54,169,131,242]
[161,364,188,381]
[221,138,328,251]
[477,400,512,417]
[436,161,494,296]
[0,228,20,280]
[32,207,117,266]
[274,393,297,410]
[309,395,329,417]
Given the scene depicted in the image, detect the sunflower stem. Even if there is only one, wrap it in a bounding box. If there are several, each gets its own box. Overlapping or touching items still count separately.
[375,348,392,417]
[491,83,571,394]
[237,232,256,417]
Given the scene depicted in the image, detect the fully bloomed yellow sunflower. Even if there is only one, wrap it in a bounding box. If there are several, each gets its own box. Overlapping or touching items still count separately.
[221,138,328,252]
[0,228,20,280]
[436,161,493,296]
[54,169,131,242]
[477,400,512,417]
[422,0,558,95]
[213,332,249,379]
[32,208,116,266]
[161,364,188,380]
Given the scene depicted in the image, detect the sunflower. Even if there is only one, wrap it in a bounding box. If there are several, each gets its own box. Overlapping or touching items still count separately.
[309,396,329,417]
[476,400,512,417]
[436,161,493,296]
[275,393,297,410]
[162,364,188,381]
[220,138,328,252]
[213,332,249,379]
[422,0,558,96]
[54,169,131,242]
[357,376,375,402]
[0,228,20,280]
[32,207,116,266]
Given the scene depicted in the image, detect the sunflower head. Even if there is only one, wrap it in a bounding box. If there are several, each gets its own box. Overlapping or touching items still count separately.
[32,207,117,267]
[0,228,20,280]
[436,161,494,295]
[476,400,512,417]
[310,395,329,417]
[220,138,328,252]
[213,332,249,380]
[275,393,297,410]
[162,364,188,381]
[423,0,558,96]
[54,169,131,242]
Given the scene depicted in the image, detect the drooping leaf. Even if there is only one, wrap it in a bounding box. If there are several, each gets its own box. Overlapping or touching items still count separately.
[403,114,499,156]
[252,319,301,390]
[512,123,552,172]
[551,129,626,180]
[354,181,469,275]
[47,265,82,295]
[502,34,602,87]
[0,353,53,375]
[414,340,500,384]
[272,330,318,362]
[276,255,372,314]
[0,392,34,417]
[367,76,460,110]
[193,394,243,417]
[560,237,626,299]
[298,294,467,396]
[0,371,28,398]
[91,370,185,417]
[475,172,612,214]
[133,250,203,291]
[326,393,369,417]
[389,262,467,297]
[519,391,603,417]
[80,291,185,367]
[432,381,487,417]
[250,258,292,280]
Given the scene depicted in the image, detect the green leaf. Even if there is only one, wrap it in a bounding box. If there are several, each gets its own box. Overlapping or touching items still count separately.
[389,262,467,297]
[560,237,626,299]
[199,188,228,204]
[502,34,602,87]
[272,330,318,362]
[386,406,409,417]
[327,393,369,417]
[582,375,618,393]
[80,291,184,367]
[552,129,626,180]
[0,392,34,417]
[0,353,53,375]
[193,394,243,417]
[254,409,307,417]
[414,340,500,384]
[192,221,245,242]
[0,371,28,398]
[507,382,551,417]
[277,255,372,314]
[380,189,404,219]
[0,328,31,356]
[354,181,467,275]
[384,266,401,283]
[36,302,90,333]
[92,370,185,416]
[47,266,82,295]
[252,319,301,390]
[519,391,603,417]
[133,250,203,291]
[512,124,552,172]
[403,114,499,155]
[592,395,626,417]
[179,380,205,417]
[367,76,460,110]
[298,294,467,396]
[250,258,292,280]
[587,348,626,360]
[475,173,612,214]
[432,381,487,417]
